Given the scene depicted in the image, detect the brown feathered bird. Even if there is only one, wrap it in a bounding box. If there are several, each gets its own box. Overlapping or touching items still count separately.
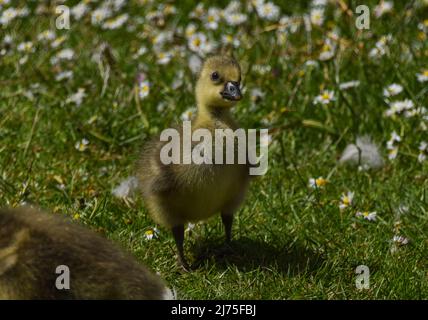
[137,54,250,270]
[0,207,173,299]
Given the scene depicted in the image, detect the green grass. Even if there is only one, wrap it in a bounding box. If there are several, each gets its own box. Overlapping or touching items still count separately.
[0,0,427,299]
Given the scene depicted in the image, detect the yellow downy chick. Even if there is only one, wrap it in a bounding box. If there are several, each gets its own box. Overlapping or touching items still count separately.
[137,54,250,270]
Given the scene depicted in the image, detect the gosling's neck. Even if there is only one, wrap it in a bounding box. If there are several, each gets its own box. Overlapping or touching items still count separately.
[195,103,235,128]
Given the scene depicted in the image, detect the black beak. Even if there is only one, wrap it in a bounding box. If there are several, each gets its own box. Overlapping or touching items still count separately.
[221,81,242,101]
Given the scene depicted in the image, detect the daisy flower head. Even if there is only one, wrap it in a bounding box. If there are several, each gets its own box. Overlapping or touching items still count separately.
[189,3,205,20]
[144,227,159,240]
[374,1,393,18]
[224,12,247,26]
[385,99,414,117]
[319,38,336,61]
[256,1,280,21]
[310,8,324,26]
[75,138,89,152]
[416,69,428,82]
[50,48,74,65]
[356,211,377,221]
[369,35,391,59]
[386,131,401,160]
[138,80,150,99]
[204,7,221,30]
[156,51,173,65]
[314,90,335,105]
[392,235,409,245]
[66,88,86,106]
[17,41,35,53]
[0,7,18,25]
[102,13,129,30]
[339,191,354,210]
[188,32,214,56]
[91,6,112,25]
[181,107,197,121]
[37,30,56,42]
[418,141,427,163]
[309,176,328,189]
[221,34,240,48]
[185,23,197,39]
[71,2,89,20]
[383,83,403,97]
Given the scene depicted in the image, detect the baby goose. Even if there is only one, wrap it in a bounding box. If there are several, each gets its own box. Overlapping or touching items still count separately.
[137,54,250,270]
[0,207,173,300]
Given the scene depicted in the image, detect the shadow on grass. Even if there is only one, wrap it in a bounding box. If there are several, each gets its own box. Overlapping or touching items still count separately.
[191,237,324,275]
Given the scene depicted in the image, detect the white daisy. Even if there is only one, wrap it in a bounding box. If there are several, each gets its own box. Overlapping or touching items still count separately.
[256,1,280,21]
[356,211,377,221]
[91,6,112,25]
[224,12,247,26]
[156,51,173,65]
[0,7,18,25]
[314,90,335,105]
[50,48,74,64]
[37,30,56,42]
[144,228,159,240]
[221,35,240,48]
[180,107,197,121]
[102,14,129,30]
[75,138,89,152]
[66,88,86,106]
[310,8,324,26]
[383,84,403,97]
[339,191,354,210]
[188,32,214,55]
[309,177,328,188]
[71,2,89,20]
[17,41,35,53]
[374,1,393,18]
[138,80,150,99]
[416,69,428,82]
[319,38,336,61]
[204,7,221,30]
[392,235,409,245]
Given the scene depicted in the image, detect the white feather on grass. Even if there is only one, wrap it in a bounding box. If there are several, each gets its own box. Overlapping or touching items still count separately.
[339,136,384,169]
[112,176,139,199]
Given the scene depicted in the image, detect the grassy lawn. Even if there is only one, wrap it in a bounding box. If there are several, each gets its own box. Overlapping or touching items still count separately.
[0,0,427,299]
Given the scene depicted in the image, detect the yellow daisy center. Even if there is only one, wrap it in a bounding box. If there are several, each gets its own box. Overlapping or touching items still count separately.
[321,92,330,100]
[315,178,327,187]
[193,38,201,47]
[342,196,350,205]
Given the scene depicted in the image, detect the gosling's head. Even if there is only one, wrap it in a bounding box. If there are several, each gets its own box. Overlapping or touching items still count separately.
[195,55,242,109]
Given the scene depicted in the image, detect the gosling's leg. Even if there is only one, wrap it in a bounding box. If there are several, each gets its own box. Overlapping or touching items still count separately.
[171,225,190,271]
[221,213,234,243]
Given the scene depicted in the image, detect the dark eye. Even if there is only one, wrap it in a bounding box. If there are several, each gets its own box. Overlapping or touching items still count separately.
[211,71,219,81]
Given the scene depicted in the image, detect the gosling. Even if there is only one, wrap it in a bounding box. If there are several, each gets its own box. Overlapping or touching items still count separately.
[0,207,173,300]
[137,54,250,270]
